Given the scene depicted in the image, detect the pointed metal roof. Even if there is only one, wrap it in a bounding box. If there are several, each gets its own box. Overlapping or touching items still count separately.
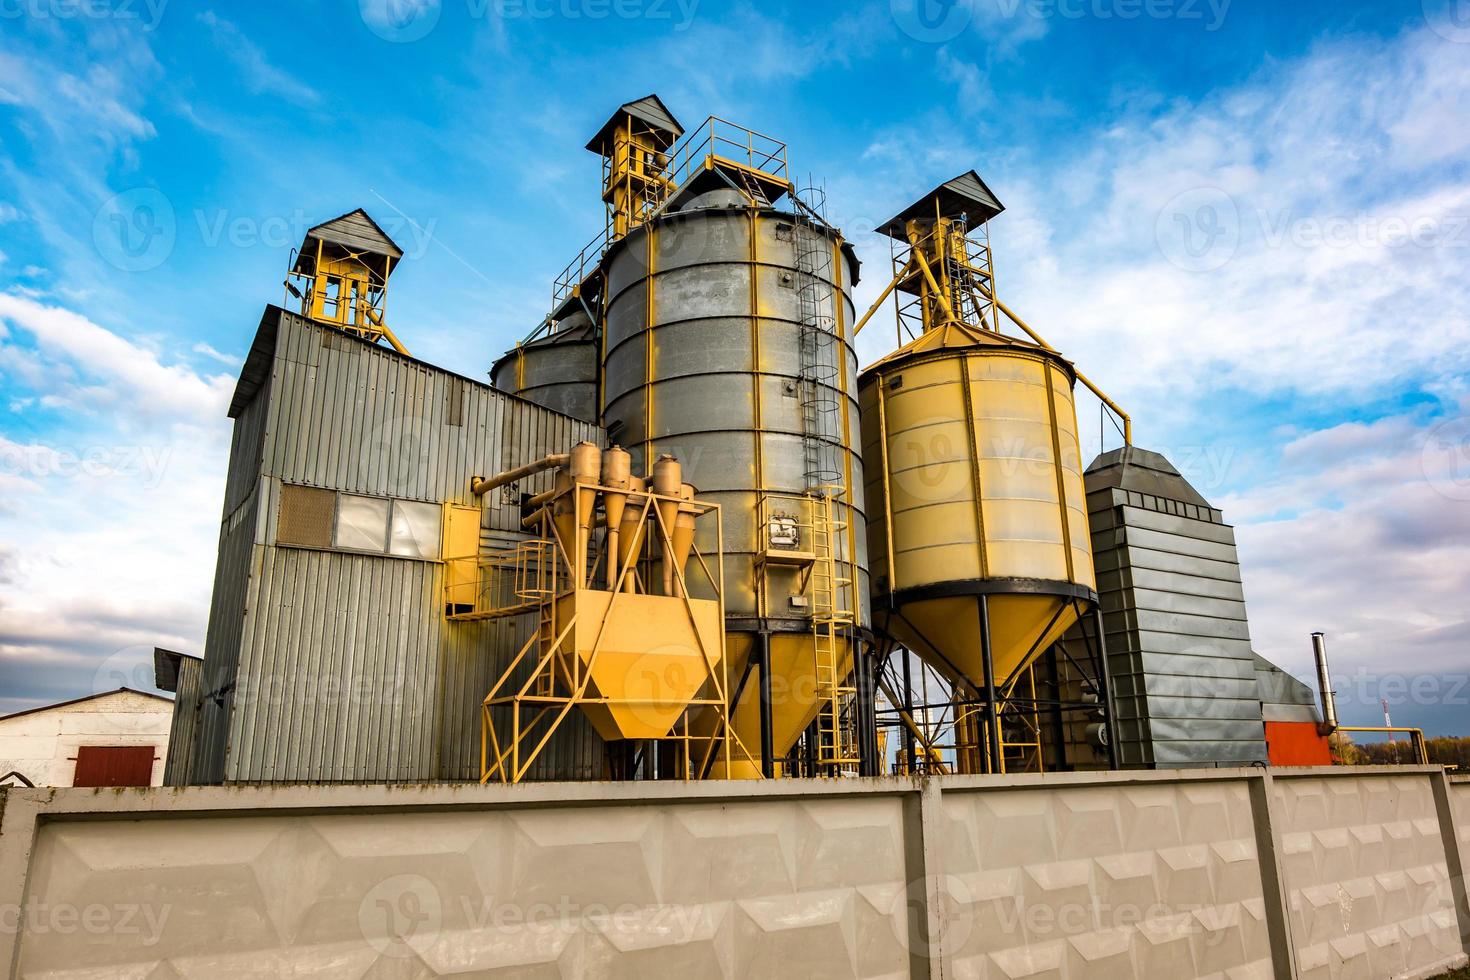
[302,208,403,258]
[877,170,1006,240]
[585,93,684,153]
[1083,446,1215,510]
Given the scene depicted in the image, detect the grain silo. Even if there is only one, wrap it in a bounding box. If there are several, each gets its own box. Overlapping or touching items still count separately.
[857,174,1122,775]
[497,96,872,777]
[489,309,600,424]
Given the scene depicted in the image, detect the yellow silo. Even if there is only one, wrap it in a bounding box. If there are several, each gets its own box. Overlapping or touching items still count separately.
[861,334,1094,689]
[857,172,1123,774]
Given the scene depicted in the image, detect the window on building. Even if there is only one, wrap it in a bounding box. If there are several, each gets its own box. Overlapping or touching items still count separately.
[335,493,392,552]
[390,500,441,559]
[277,484,335,548]
[277,484,444,562]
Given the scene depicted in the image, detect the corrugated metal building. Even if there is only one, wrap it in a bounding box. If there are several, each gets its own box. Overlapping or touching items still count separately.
[173,308,604,784]
[1059,447,1270,768]
[154,648,203,786]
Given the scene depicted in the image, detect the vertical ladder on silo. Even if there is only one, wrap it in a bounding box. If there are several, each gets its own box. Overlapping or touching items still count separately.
[810,491,858,769]
[999,665,1045,774]
[791,193,843,491]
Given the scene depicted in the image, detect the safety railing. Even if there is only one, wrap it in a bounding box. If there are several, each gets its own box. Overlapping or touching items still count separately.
[444,540,555,622]
[548,116,794,316]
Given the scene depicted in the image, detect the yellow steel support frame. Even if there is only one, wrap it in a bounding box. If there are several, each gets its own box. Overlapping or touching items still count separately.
[553,115,794,318]
[291,239,409,355]
[997,665,1045,774]
[602,114,677,241]
[476,480,755,784]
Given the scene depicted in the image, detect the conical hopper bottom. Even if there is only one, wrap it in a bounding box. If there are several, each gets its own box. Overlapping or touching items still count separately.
[882,593,1081,693]
[695,630,855,779]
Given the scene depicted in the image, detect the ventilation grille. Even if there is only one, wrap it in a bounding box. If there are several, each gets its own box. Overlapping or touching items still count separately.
[277,484,335,548]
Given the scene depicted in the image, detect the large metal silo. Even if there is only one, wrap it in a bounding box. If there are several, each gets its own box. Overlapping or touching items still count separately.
[490,310,600,424]
[857,172,1120,775]
[861,335,1096,707]
[601,185,870,777]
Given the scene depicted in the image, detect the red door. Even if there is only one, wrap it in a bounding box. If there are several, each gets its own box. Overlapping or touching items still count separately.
[72,745,157,787]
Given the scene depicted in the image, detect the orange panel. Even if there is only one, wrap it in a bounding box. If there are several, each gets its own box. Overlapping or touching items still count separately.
[1265,721,1332,767]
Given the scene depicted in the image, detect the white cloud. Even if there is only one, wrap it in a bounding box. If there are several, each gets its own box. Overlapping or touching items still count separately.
[0,294,234,420]
[191,341,241,367]
[1227,408,1470,733]
[0,297,230,713]
[983,30,1470,419]
[196,11,320,108]
[0,22,162,308]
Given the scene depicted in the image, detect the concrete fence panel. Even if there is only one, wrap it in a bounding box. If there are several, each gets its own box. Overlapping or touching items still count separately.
[2,769,1469,978]
[937,776,1273,978]
[1272,771,1464,980]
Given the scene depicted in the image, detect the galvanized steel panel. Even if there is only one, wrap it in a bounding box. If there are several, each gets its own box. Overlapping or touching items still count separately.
[184,311,603,784]
[601,207,867,628]
[1060,447,1268,769]
[161,657,204,786]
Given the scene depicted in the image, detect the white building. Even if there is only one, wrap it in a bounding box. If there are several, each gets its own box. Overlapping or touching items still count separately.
[0,688,174,788]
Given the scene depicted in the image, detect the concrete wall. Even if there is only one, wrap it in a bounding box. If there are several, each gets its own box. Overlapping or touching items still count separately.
[0,690,173,788]
[1,769,1466,978]
[1273,772,1463,978]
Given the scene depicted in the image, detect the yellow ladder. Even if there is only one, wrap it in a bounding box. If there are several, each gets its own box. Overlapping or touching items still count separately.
[811,491,858,768]
[998,665,1045,774]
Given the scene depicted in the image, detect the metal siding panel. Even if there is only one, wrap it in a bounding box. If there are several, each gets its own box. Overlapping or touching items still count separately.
[199,315,603,783]
[162,659,204,786]
[1062,450,1268,769]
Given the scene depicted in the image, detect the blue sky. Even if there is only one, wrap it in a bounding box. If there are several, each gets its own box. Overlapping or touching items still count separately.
[1,0,1468,736]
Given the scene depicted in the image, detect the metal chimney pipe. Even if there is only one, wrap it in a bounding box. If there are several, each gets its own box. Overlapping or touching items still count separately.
[1312,632,1339,736]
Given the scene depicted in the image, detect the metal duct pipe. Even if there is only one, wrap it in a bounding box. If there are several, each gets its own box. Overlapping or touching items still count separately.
[1313,632,1339,736]
[470,453,570,496]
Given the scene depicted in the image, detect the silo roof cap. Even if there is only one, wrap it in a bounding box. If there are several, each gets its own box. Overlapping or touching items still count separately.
[291,208,403,278]
[585,93,684,153]
[877,170,1006,240]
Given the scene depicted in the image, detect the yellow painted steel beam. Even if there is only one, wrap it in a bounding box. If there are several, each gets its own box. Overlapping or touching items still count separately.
[971,282,1132,445]
[875,675,951,775]
[853,268,904,337]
